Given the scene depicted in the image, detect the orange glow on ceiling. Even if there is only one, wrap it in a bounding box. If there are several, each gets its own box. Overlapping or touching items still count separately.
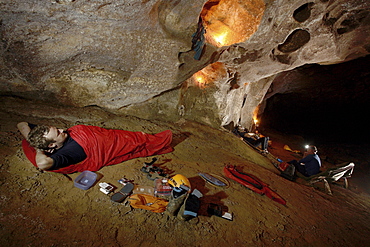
[193,71,208,88]
[209,25,231,47]
[195,72,206,85]
[201,0,265,47]
[253,105,260,126]
[191,62,227,88]
[213,32,227,46]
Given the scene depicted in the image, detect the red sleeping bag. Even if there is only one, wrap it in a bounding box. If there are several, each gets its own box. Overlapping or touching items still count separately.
[22,125,173,174]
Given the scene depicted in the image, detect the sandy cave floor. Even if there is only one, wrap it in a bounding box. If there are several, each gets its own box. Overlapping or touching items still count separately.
[0,98,370,247]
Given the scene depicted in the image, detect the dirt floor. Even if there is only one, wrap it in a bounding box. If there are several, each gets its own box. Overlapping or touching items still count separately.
[0,97,369,247]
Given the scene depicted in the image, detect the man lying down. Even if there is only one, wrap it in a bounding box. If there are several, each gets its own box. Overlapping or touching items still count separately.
[17,122,173,174]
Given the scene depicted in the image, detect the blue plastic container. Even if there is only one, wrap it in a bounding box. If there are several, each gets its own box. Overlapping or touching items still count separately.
[74,171,97,190]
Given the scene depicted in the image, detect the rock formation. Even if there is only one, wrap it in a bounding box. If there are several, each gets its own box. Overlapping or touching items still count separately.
[1,0,369,130]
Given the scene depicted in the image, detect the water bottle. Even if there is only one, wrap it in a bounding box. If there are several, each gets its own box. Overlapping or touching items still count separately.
[154,178,172,197]
[133,185,155,196]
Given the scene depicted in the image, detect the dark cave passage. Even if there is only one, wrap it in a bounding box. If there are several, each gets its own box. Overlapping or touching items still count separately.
[260,55,370,145]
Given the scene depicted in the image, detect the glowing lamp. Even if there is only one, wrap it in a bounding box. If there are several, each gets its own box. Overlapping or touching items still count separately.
[193,71,208,88]
[196,75,204,84]
[213,32,228,46]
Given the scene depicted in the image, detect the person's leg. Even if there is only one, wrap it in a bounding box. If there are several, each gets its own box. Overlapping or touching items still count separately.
[251,138,263,149]
[260,137,269,150]
[289,160,307,176]
[242,136,256,146]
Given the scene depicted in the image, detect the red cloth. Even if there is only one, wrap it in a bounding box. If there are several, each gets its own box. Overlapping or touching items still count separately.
[22,125,173,174]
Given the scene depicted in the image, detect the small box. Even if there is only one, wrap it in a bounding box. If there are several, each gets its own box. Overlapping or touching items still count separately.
[74,171,97,190]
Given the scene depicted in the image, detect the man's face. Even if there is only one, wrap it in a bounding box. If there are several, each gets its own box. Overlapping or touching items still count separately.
[43,126,68,149]
[307,147,316,154]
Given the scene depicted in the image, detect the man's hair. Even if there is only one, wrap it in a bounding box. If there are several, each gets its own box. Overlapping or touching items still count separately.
[27,125,54,150]
[309,145,318,153]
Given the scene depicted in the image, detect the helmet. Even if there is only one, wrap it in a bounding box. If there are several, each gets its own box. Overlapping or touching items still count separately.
[168,174,191,189]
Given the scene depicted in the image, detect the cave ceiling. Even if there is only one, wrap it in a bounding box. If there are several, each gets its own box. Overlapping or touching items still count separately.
[1,0,369,130]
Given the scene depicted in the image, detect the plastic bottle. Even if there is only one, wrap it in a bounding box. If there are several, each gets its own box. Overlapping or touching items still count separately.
[133,185,155,196]
[154,178,172,197]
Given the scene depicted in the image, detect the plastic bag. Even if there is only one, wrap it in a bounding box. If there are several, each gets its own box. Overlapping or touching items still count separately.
[128,194,168,213]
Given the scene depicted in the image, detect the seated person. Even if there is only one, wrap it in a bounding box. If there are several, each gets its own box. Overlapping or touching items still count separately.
[233,126,269,153]
[288,145,321,177]
[17,122,173,174]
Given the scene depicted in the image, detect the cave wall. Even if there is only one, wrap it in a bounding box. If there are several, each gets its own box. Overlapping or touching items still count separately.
[0,0,205,106]
[1,0,369,130]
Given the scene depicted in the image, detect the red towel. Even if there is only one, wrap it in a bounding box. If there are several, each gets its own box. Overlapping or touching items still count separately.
[22,125,173,174]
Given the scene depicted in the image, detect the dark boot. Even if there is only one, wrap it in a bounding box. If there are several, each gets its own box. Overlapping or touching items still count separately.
[178,189,203,221]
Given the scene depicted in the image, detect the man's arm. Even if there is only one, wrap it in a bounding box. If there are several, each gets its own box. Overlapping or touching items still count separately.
[17,122,54,170]
[298,154,313,164]
[35,150,54,170]
[17,122,31,139]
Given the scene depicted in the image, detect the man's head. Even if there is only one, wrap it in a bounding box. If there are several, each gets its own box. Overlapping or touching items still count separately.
[307,145,318,154]
[27,125,68,150]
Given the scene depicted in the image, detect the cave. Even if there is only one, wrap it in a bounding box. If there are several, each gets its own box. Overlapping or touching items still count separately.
[260,55,370,145]
[1,0,370,246]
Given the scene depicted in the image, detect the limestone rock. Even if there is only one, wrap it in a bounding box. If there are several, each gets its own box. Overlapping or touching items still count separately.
[0,0,369,130]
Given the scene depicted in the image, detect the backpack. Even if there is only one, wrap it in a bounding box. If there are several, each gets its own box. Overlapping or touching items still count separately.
[279,162,296,181]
